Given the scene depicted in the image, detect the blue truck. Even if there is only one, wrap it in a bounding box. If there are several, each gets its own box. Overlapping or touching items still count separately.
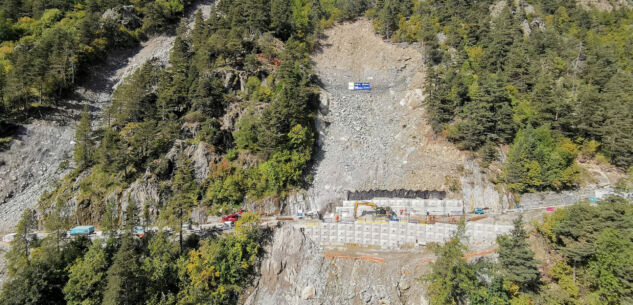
[473,208,485,215]
[69,226,94,236]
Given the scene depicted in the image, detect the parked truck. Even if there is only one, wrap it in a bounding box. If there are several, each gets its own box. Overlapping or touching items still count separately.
[69,225,94,236]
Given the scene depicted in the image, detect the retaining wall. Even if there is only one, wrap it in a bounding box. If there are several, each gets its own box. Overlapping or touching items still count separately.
[301,221,512,249]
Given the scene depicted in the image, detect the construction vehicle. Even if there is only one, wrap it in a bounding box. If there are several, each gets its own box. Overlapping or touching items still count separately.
[354,202,378,218]
[353,202,399,221]
[377,206,397,218]
[305,210,319,219]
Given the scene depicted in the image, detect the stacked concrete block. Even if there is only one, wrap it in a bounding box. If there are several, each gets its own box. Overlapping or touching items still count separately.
[300,220,513,249]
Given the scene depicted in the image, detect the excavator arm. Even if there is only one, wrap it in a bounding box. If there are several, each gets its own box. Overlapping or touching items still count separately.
[354,201,377,218]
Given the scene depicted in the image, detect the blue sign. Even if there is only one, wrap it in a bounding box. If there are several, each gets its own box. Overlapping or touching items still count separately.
[354,82,371,91]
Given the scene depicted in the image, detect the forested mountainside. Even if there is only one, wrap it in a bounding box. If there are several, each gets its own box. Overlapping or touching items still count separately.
[424,196,633,305]
[370,0,633,192]
[0,0,189,125]
[1,0,633,304]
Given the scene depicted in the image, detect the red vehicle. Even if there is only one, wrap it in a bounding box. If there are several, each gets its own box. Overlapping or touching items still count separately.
[546,207,556,212]
[222,212,243,223]
[221,210,246,223]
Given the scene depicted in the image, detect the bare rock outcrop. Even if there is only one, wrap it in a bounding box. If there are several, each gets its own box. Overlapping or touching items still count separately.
[102,5,142,30]
[460,159,510,213]
[244,225,429,305]
[118,172,164,219]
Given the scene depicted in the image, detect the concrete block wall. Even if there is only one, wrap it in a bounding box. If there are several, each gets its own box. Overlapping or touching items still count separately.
[301,221,512,249]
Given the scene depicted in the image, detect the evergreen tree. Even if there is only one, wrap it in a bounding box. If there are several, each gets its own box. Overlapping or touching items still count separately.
[162,156,197,253]
[424,223,476,305]
[6,208,37,276]
[103,234,145,305]
[157,36,191,120]
[587,228,633,304]
[64,241,110,305]
[270,0,292,40]
[142,232,179,304]
[74,106,94,169]
[124,199,139,231]
[503,125,578,192]
[485,7,520,72]
[101,198,119,237]
[43,198,70,253]
[497,215,540,290]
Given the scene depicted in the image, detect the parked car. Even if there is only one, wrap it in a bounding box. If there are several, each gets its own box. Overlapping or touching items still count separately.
[473,208,485,215]
[546,207,556,212]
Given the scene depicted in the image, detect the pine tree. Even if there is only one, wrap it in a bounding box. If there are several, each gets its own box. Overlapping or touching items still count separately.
[162,156,197,253]
[73,106,93,169]
[497,215,540,290]
[378,0,401,39]
[157,36,191,120]
[124,199,139,232]
[101,198,119,237]
[270,0,292,40]
[64,241,109,305]
[6,208,37,276]
[102,234,145,305]
[43,198,69,253]
[587,228,633,304]
[191,9,208,51]
[424,223,476,305]
[142,232,179,303]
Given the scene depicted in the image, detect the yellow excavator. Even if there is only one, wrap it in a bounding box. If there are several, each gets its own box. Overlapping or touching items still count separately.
[354,202,377,218]
[354,202,397,220]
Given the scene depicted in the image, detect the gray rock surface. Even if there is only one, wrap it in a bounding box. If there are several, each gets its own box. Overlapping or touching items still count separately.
[461,159,509,213]
[0,243,8,287]
[187,142,214,182]
[306,19,466,212]
[0,124,75,233]
[244,225,429,305]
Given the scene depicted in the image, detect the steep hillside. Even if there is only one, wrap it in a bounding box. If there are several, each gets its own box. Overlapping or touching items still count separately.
[307,19,467,211]
[0,1,213,234]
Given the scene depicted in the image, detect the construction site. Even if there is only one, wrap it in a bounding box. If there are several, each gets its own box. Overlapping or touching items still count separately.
[298,197,513,249]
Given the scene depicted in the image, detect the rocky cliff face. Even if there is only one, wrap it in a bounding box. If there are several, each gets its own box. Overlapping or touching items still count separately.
[244,225,429,305]
[461,159,510,214]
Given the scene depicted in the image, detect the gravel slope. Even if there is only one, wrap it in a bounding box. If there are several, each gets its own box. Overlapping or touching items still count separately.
[307,19,466,211]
